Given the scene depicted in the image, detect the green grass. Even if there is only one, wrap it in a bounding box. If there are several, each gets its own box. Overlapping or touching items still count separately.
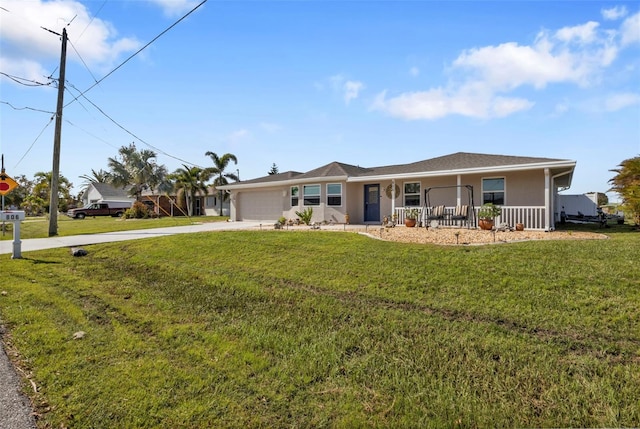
[1,224,639,428]
[0,215,228,240]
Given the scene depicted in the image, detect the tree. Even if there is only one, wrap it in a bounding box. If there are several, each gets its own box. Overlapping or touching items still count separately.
[268,163,279,175]
[32,171,74,213]
[107,143,169,199]
[2,174,32,210]
[170,164,209,217]
[609,155,640,225]
[205,151,238,215]
[78,168,111,200]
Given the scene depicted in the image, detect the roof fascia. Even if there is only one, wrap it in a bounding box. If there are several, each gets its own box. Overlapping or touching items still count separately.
[347,160,577,182]
[219,175,348,190]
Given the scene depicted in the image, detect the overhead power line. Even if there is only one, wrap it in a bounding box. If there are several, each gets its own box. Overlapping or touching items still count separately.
[65,0,209,108]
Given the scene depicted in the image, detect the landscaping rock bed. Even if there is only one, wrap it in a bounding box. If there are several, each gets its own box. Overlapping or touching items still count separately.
[367,226,608,245]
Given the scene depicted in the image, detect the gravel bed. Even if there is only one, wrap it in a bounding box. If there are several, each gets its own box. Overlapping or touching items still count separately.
[366,226,608,245]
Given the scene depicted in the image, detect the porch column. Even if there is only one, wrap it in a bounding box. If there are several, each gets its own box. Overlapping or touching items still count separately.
[391,179,396,215]
[456,175,462,206]
[544,168,550,231]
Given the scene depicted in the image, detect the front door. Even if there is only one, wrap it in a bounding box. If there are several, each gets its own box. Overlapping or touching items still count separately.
[364,184,380,222]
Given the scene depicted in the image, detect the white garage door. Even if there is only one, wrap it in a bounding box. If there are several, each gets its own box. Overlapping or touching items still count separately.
[238,191,284,221]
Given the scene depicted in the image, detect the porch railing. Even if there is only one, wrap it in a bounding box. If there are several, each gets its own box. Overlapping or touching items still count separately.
[392,206,547,230]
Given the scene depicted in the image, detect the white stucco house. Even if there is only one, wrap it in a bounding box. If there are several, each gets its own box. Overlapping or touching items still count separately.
[81,182,135,207]
[218,152,577,230]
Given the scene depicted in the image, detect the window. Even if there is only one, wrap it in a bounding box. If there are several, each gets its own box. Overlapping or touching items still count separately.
[482,178,505,205]
[327,183,342,206]
[206,196,215,208]
[291,186,299,206]
[404,182,420,206]
[303,184,320,206]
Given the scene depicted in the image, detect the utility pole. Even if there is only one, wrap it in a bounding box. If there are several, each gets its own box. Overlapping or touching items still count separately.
[48,27,67,236]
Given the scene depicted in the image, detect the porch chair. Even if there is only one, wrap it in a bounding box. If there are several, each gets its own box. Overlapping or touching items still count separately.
[451,205,470,228]
[426,205,446,227]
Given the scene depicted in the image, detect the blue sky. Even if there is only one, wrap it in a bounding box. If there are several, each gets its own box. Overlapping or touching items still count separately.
[1,0,639,201]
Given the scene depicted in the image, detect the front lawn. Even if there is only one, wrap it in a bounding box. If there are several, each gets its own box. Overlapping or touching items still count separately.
[0,215,228,240]
[1,227,638,428]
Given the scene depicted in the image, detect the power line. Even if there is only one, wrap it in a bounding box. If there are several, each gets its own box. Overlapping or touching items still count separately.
[64,0,209,108]
[0,100,55,115]
[12,116,55,169]
[0,71,52,87]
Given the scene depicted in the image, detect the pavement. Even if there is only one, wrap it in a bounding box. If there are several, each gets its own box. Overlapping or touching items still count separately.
[0,220,263,428]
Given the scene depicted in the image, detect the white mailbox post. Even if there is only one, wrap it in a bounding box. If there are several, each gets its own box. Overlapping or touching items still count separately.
[1,211,25,259]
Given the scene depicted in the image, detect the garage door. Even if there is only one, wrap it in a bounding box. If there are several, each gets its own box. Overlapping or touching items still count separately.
[238,191,284,221]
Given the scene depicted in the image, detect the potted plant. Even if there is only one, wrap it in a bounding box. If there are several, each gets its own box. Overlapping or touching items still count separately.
[404,207,420,227]
[478,203,502,230]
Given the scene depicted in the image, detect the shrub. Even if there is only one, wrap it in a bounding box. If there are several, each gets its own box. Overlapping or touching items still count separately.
[124,201,155,219]
[295,207,313,225]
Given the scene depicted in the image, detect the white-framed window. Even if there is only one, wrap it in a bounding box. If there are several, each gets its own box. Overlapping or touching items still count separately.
[291,186,299,206]
[326,183,342,206]
[206,196,215,208]
[404,182,421,206]
[303,184,321,206]
[482,177,505,205]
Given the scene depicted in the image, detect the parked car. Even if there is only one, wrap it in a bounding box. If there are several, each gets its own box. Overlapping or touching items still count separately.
[66,200,132,219]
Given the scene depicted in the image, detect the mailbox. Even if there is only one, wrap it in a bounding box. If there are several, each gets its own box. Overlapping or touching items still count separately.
[0,211,25,222]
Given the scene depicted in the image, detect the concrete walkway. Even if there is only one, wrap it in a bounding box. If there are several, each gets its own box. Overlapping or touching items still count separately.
[0,221,262,428]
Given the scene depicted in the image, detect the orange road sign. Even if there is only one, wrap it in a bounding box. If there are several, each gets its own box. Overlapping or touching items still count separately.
[0,174,19,195]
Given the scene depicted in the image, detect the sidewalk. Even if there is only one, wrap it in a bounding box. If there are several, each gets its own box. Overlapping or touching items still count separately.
[0,221,262,428]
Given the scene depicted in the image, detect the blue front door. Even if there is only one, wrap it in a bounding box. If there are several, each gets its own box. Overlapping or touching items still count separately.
[364,184,380,222]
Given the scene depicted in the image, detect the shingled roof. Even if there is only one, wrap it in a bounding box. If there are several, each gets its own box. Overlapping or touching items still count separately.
[221,152,574,188]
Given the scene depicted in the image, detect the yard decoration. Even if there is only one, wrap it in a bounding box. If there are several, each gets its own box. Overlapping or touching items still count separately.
[404,207,419,227]
[478,203,502,230]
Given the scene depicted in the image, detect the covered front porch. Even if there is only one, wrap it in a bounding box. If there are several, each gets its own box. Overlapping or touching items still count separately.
[393,206,547,230]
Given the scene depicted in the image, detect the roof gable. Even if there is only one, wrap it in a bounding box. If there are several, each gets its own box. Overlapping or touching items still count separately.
[90,182,131,199]
[295,162,373,179]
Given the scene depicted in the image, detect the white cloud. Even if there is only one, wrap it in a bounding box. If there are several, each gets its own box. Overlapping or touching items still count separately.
[0,0,141,80]
[343,80,364,104]
[259,122,282,133]
[374,13,636,121]
[228,129,250,144]
[409,66,420,77]
[555,21,600,44]
[605,92,640,111]
[329,74,365,105]
[602,6,628,21]
[148,0,201,17]
[371,86,533,120]
[620,11,640,46]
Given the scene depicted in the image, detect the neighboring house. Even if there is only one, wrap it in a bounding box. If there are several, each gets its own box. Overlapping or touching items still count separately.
[81,183,135,207]
[138,187,230,217]
[203,186,231,217]
[218,152,577,231]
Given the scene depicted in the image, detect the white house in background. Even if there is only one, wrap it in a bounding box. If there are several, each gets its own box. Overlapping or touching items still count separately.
[218,152,577,231]
[81,183,135,207]
[558,192,603,217]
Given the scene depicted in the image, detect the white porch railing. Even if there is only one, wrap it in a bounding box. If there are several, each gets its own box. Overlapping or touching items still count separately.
[393,206,547,230]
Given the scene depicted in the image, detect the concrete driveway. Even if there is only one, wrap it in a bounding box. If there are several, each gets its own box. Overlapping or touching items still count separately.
[0,221,263,255]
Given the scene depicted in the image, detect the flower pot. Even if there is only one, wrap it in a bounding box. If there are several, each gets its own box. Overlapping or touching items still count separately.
[405,218,417,228]
[478,219,494,230]
[516,223,524,231]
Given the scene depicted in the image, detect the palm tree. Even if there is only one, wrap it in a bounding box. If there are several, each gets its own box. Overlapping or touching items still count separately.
[33,171,73,213]
[170,164,209,217]
[107,144,169,199]
[205,151,238,215]
[78,169,111,197]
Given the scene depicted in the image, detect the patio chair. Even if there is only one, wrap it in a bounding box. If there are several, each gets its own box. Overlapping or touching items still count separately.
[427,205,445,219]
[451,205,470,227]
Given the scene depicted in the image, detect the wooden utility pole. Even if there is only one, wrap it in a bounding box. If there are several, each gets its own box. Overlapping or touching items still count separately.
[48,28,67,236]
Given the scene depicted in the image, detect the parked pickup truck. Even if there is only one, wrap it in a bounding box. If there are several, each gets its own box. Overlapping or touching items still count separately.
[67,201,131,219]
